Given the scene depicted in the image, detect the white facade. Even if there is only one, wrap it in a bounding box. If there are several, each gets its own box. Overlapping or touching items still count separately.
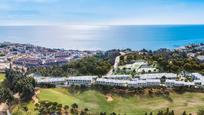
[32,72,204,89]
[66,76,97,86]
[165,79,194,87]
[140,73,177,79]
[35,77,67,86]
[127,80,146,88]
[103,75,131,80]
[128,79,160,88]
[96,78,128,87]
[145,79,161,87]
[192,73,204,86]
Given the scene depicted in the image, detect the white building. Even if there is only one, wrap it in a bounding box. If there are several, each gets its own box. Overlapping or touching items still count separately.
[66,76,97,86]
[127,80,146,88]
[140,73,177,80]
[197,55,204,61]
[35,77,67,86]
[192,73,204,87]
[165,79,194,87]
[96,78,128,87]
[103,75,131,80]
[137,64,158,73]
[145,79,161,87]
[128,79,160,88]
[33,74,97,87]
[165,80,175,87]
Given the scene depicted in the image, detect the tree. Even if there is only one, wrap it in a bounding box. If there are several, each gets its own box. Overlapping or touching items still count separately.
[198,109,204,115]
[142,69,145,74]
[100,112,106,115]
[14,77,35,101]
[71,103,79,114]
[64,105,69,114]
[71,103,78,109]
[0,88,14,104]
[110,112,117,115]
[171,110,175,115]
[182,111,187,115]
[131,69,136,77]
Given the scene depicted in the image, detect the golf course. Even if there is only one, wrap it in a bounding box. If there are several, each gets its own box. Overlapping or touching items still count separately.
[12,88,204,115]
[0,73,5,81]
[0,73,5,85]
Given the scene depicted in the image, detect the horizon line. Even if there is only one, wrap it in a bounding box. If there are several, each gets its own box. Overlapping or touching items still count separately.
[1,23,204,27]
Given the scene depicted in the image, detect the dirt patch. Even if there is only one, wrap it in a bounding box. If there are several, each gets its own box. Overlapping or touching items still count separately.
[0,103,8,111]
[32,89,40,104]
[106,94,113,102]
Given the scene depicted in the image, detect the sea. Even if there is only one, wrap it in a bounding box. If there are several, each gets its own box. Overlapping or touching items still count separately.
[0,25,204,50]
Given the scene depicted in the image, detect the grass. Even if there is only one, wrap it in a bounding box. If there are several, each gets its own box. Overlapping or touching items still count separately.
[0,73,5,82]
[11,88,204,115]
[35,88,204,115]
[0,73,5,86]
[12,101,38,115]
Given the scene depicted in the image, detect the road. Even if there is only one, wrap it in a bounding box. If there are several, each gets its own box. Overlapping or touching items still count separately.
[106,52,126,76]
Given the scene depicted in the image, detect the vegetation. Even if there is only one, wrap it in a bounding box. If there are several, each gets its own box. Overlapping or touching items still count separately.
[0,88,14,104]
[33,88,204,114]
[0,52,5,57]
[119,49,204,74]
[98,49,121,65]
[29,56,111,77]
[0,73,5,86]
[12,101,37,115]
[2,69,36,101]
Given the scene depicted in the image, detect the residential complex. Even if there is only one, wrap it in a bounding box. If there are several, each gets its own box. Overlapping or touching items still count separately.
[0,42,98,72]
[32,73,204,89]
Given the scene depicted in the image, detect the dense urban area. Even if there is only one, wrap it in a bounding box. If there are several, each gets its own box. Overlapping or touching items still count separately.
[1,42,204,115]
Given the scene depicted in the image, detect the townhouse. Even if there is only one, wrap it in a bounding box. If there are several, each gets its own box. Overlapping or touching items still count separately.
[32,72,204,89]
[127,80,146,88]
[140,73,177,80]
[165,79,194,87]
[192,73,204,87]
[35,77,67,86]
[96,78,128,87]
[102,75,131,80]
[66,76,97,86]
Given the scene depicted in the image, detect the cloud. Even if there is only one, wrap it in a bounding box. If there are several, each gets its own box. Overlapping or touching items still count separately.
[0,0,204,25]
[12,0,57,3]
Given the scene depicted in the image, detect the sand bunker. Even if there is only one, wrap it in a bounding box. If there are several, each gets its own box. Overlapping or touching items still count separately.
[106,94,113,102]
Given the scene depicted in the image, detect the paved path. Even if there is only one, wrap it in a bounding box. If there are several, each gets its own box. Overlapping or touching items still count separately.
[106,52,126,76]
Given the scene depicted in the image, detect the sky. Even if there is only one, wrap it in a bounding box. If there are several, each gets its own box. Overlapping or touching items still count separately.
[0,0,204,25]
[0,0,204,50]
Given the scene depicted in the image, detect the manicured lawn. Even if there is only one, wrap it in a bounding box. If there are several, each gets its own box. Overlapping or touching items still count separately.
[36,88,204,115]
[0,73,5,85]
[0,73,5,82]
[12,101,38,115]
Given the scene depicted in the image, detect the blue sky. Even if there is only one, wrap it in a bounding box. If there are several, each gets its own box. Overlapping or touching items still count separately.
[0,0,204,25]
[0,0,204,50]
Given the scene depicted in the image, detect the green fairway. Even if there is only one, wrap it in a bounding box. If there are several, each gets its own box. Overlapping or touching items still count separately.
[0,73,5,85]
[12,101,38,115]
[36,88,204,115]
